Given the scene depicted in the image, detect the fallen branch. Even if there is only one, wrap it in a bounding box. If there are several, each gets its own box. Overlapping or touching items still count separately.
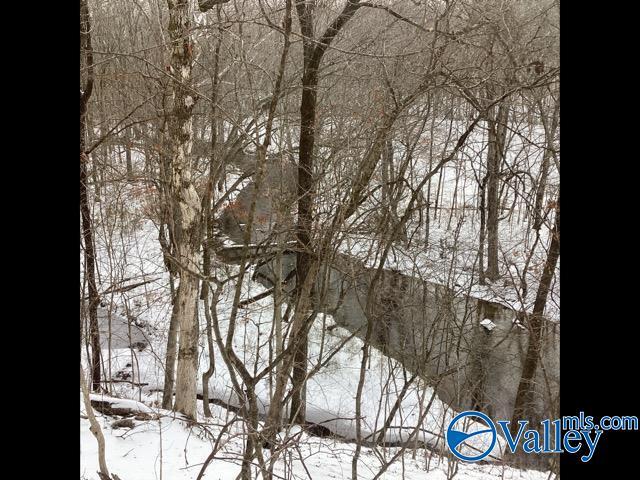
[97,379,149,387]
[238,288,275,308]
[102,278,158,295]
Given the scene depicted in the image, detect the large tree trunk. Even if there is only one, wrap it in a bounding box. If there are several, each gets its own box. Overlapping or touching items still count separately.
[165,0,202,420]
[291,0,317,424]
[485,102,509,282]
[511,191,560,433]
[291,0,362,425]
[174,279,200,418]
[80,0,101,392]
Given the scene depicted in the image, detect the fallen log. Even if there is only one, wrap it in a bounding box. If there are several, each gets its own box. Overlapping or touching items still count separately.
[89,394,154,418]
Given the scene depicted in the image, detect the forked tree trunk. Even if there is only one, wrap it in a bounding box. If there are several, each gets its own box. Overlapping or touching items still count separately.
[291,0,362,425]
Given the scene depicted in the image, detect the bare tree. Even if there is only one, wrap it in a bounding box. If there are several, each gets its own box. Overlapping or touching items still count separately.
[485,98,509,282]
[80,0,101,393]
[290,0,364,424]
[511,191,559,433]
[163,0,202,419]
[80,0,560,476]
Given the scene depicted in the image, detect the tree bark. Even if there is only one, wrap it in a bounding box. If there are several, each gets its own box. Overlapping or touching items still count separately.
[477,173,488,285]
[157,121,181,410]
[125,128,133,180]
[80,0,101,392]
[161,289,180,409]
[485,102,509,282]
[81,365,110,479]
[201,20,223,418]
[291,0,362,424]
[165,0,202,420]
[533,98,559,231]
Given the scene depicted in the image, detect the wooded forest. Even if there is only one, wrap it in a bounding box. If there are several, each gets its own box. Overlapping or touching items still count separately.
[80,1,560,479]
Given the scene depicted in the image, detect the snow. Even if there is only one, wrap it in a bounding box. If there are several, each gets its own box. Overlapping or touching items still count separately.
[97,271,506,452]
[82,269,533,478]
[87,393,155,414]
[81,398,552,480]
[479,319,496,332]
[80,113,559,479]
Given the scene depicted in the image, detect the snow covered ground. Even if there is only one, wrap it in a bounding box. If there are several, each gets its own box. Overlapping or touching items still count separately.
[81,112,559,479]
[90,273,504,452]
[81,396,553,480]
[82,266,558,479]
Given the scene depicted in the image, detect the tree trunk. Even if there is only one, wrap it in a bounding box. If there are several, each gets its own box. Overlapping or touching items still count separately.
[201,286,217,418]
[533,98,559,231]
[511,191,560,433]
[158,134,181,410]
[265,221,287,437]
[200,20,223,417]
[80,0,101,392]
[485,102,509,282]
[125,128,133,180]
[80,364,110,478]
[291,0,362,425]
[381,139,406,243]
[174,284,200,418]
[165,0,202,420]
[477,174,488,285]
[161,288,180,409]
[292,1,316,424]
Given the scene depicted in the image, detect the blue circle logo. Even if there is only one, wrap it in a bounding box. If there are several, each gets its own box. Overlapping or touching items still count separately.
[446,411,497,462]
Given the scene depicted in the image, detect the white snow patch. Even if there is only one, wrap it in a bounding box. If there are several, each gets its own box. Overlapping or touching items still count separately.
[480,319,497,331]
